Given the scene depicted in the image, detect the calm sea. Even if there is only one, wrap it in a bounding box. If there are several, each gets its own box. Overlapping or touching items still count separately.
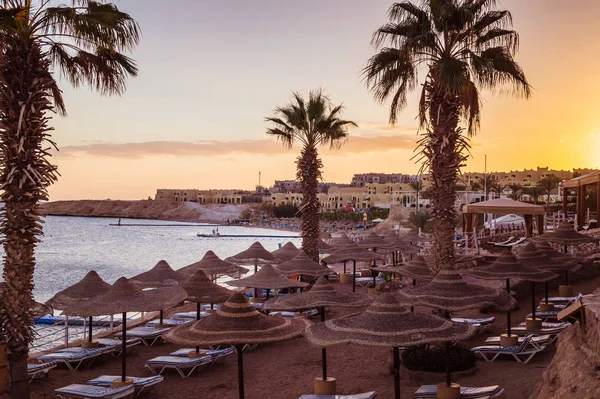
[30,216,301,303]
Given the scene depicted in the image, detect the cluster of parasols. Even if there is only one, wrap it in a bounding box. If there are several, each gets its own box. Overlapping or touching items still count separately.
[40,222,595,399]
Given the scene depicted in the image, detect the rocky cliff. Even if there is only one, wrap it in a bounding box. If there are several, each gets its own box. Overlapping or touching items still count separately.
[41,200,243,223]
[529,289,600,399]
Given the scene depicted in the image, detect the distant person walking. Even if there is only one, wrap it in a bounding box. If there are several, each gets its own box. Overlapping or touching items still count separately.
[117,218,121,226]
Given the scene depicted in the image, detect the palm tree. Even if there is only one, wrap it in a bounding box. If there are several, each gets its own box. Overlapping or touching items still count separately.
[408,176,423,211]
[266,90,356,261]
[478,174,500,199]
[363,1,530,270]
[538,174,562,211]
[506,183,524,201]
[0,2,139,396]
[468,180,482,192]
[524,185,543,204]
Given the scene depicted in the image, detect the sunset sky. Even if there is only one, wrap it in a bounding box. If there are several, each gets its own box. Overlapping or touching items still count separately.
[48,0,600,200]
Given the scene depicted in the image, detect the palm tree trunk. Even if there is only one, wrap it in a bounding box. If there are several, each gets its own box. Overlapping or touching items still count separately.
[297,145,321,261]
[424,85,462,271]
[0,38,59,399]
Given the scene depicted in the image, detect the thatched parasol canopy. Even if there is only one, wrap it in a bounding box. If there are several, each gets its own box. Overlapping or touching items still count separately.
[402,231,432,243]
[399,268,516,312]
[46,270,111,310]
[271,242,301,261]
[330,234,354,248]
[130,260,186,289]
[178,251,248,280]
[318,240,334,252]
[62,277,188,316]
[164,293,308,346]
[182,270,234,304]
[462,252,558,282]
[323,243,386,263]
[535,242,583,269]
[263,277,373,310]
[357,232,385,248]
[226,265,308,290]
[532,222,599,246]
[305,293,475,347]
[275,252,332,278]
[226,242,280,265]
[374,256,434,282]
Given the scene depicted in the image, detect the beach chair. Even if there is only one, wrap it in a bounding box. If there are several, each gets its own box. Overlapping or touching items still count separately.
[169,346,235,365]
[269,309,319,319]
[488,236,515,246]
[27,361,56,382]
[484,334,551,347]
[298,392,377,399]
[171,311,211,320]
[451,317,495,327]
[471,335,545,363]
[87,375,164,397]
[508,324,569,343]
[494,236,526,247]
[146,318,191,328]
[97,338,142,356]
[544,292,583,305]
[38,347,113,371]
[414,384,504,398]
[144,355,213,378]
[114,326,170,346]
[56,383,135,399]
[354,272,384,287]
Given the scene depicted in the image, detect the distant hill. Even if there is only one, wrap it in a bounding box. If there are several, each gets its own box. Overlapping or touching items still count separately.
[40,200,243,223]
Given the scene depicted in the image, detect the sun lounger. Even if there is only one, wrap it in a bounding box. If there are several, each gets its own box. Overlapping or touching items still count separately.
[87,375,164,397]
[414,384,503,398]
[494,236,526,247]
[509,324,569,341]
[145,355,213,378]
[299,392,377,399]
[114,326,170,346]
[472,335,545,363]
[146,318,191,328]
[169,346,235,365]
[451,317,495,326]
[488,236,515,246]
[97,338,142,355]
[544,293,583,304]
[354,272,384,287]
[517,321,570,329]
[484,334,551,347]
[28,361,56,382]
[269,309,319,319]
[171,311,211,320]
[38,347,113,371]
[56,383,135,399]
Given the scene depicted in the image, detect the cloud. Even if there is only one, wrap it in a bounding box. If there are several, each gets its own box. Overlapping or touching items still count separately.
[55,134,420,159]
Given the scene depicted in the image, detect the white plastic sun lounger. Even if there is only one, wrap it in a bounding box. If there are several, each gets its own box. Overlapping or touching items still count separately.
[484,334,551,347]
[451,317,495,326]
[146,318,191,328]
[171,311,211,320]
[56,383,135,399]
[28,361,56,382]
[517,321,570,329]
[414,384,503,398]
[114,326,170,346]
[38,347,113,371]
[472,335,545,363]
[97,338,142,356]
[145,355,213,378]
[269,309,319,319]
[544,293,583,304]
[354,272,384,287]
[508,324,568,342]
[494,236,526,247]
[169,346,235,365]
[487,236,515,246]
[87,375,164,397]
[299,392,377,399]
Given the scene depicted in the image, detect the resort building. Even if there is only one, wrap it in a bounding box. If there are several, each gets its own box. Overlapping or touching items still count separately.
[154,189,243,204]
[351,173,417,187]
[457,167,597,189]
[271,180,338,194]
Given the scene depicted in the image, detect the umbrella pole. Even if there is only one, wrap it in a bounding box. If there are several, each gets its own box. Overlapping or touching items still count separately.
[343,260,347,274]
[159,310,164,325]
[88,316,93,343]
[506,279,512,336]
[565,270,569,286]
[352,260,356,293]
[445,342,451,387]
[254,259,258,300]
[393,346,400,399]
[545,282,549,303]
[196,303,201,320]
[266,289,270,300]
[531,282,536,320]
[320,307,327,380]
[411,279,416,312]
[236,344,244,399]
[121,312,127,382]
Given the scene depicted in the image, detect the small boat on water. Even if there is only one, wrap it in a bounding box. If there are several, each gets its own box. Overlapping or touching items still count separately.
[197,228,221,237]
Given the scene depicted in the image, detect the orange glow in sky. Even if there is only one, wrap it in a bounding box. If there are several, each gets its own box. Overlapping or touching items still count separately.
[47,0,600,200]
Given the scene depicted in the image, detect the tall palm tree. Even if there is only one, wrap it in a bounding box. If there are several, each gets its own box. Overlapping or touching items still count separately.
[408,176,423,211]
[363,1,530,270]
[0,2,139,396]
[506,183,524,201]
[266,90,356,261]
[538,174,562,211]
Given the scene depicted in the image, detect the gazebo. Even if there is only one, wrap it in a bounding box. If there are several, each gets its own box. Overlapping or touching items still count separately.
[462,198,546,237]
[561,170,600,229]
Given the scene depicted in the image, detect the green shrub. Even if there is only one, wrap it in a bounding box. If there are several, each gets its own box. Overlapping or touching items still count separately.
[401,343,476,373]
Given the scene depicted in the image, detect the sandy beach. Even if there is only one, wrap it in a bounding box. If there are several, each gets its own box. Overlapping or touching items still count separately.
[28,268,600,399]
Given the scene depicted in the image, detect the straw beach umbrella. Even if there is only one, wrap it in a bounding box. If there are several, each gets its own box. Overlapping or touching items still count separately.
[275,252,332,278]
[305,293,475,399]
[46,271,111,347]
[63,278,187,386]
[323,243,385,292]
[178,250,248,281]
[227,264,308,299]
[532,222,599,248]
[271,242,301,261]
[263,276,373,392]
[227,242,280,298]
[462,252,558,343]
[164,293,308,399]
[318,239,334,253]
[130,260,186,288]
